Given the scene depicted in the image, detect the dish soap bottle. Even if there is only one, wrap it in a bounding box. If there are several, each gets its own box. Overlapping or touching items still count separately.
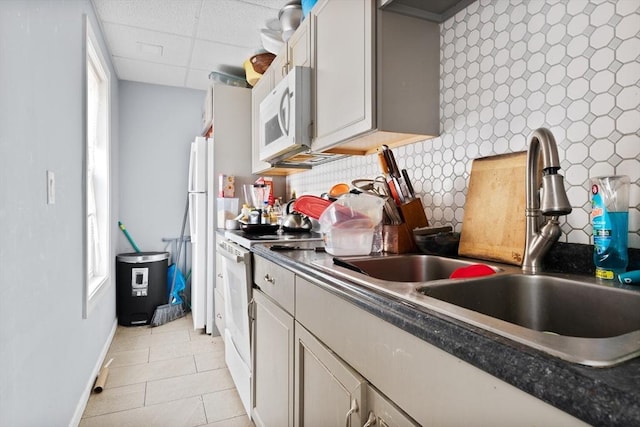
[591,175,630,280]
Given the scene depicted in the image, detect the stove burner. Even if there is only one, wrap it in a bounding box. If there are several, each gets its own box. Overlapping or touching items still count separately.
[243,232,319,241]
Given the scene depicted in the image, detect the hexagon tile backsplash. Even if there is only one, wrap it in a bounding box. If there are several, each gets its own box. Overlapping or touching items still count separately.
[287,0,640,249]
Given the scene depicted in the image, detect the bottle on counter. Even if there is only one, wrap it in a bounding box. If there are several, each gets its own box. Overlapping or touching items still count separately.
[271,198,282,225]
[262,201,270,224]
[241,203,251,222]
[591,175,630,281]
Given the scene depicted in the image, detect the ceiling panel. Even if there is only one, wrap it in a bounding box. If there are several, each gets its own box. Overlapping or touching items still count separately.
[93,0,202,36]
[92,0,296,89]
[190,39,258,72]
[113,56,188,87]
[185,68,213,90]
[196,0,281,47]
[102,22,192,66]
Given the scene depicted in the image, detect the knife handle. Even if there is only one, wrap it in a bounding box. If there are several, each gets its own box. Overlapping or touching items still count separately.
[383,145,401,178]
[402,169,415,198]
[391,177,406,203]
[387,177,403,205]
[377,151,389,176]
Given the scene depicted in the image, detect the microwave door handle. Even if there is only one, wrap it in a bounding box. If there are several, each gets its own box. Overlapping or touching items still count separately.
[278,88,290,136]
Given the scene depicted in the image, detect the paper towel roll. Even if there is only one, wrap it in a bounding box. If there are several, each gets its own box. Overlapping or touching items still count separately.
[93,358,113,393]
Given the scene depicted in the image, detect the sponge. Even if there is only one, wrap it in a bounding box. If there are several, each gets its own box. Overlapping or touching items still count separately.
[449,264,496,279]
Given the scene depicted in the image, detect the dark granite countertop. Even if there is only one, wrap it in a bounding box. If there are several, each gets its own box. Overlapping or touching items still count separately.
[252,242,640,427]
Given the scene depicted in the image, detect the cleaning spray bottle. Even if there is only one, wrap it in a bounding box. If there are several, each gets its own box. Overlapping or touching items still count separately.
[591,175,630,280]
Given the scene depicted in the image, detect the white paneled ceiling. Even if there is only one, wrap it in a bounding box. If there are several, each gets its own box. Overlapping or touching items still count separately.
[92,0,292,90]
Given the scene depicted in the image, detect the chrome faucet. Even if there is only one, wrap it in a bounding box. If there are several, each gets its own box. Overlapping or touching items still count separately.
[522,128,572,274]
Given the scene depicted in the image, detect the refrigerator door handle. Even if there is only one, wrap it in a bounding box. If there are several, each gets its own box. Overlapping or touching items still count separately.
[188,193,197,243]
[188,142,197,193]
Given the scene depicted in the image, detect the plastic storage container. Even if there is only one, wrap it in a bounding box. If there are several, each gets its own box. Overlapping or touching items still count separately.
[323,220,376,256]
[319,193,384,256]
[116,252,169,326]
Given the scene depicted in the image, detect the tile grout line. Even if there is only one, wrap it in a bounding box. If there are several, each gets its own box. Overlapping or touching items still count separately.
[144,340,150,408]
[144,379,149,408]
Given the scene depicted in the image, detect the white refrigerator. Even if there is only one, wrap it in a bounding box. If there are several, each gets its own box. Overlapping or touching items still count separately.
[187,84,255,333]
[187,136,209,331]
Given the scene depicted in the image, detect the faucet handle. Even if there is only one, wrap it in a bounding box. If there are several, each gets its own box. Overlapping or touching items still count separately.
[540,174,572,216]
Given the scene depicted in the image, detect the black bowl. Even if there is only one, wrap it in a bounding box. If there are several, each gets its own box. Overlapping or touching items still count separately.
[414,232,460,256]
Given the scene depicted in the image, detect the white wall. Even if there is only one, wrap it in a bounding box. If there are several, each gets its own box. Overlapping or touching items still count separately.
[118,81,204,255]
[0,1,119,425]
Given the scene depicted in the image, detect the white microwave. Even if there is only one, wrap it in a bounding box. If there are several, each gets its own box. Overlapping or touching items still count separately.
[259,66,311,163]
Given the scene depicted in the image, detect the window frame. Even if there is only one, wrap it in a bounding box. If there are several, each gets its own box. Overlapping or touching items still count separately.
[83,15,112,318]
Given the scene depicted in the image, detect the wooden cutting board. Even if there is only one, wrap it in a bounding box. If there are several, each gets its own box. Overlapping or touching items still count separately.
[458,151,528,265]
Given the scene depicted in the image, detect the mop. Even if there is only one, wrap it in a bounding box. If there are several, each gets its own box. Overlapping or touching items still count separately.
[150,196,189,327]
[118,221,141,252]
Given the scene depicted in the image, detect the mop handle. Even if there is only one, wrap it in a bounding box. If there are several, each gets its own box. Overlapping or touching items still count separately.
[169,196,190,303]
[118,221,141,253]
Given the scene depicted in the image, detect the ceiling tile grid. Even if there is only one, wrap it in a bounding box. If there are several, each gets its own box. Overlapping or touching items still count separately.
[92,0,287,89]
[287,0,640,249]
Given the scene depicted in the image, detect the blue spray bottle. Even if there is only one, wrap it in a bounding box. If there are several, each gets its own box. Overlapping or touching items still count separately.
[591,176,630,281]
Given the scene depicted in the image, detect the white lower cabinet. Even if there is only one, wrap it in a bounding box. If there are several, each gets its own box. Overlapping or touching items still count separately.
[252,255,418,427]
[214,235,225,338]
[214,287,225,338]
[294,322,366,427]
[251,289,294,427]
[295,276,587,426]
[252,256,586,426]
[364,386,420,427]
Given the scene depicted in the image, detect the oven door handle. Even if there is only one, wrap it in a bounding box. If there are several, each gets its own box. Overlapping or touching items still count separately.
[217,243,245,263]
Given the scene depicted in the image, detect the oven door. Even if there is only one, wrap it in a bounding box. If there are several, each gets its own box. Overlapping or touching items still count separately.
[218,241,252,365]
[218,240,252,415]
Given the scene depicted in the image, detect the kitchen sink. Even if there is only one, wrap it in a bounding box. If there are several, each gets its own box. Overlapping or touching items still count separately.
[416,274,640,339]
[333,254,503,282]
[414,273,640,366]
[312,254,640,366]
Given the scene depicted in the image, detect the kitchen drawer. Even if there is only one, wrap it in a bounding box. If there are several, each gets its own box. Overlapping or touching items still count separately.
[253,255,295,314]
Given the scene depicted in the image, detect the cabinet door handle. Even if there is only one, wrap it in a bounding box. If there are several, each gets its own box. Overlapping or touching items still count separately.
[248,297,256,322]
[217,273,223,279]
[263,274,275,284]
[345,398,359,427]
[362,411,376,427]
[216,313,222,319]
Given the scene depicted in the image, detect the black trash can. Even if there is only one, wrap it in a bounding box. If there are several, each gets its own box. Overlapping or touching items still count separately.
[116,252,169,326]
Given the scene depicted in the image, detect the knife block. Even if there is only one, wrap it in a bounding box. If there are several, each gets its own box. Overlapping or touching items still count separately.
[383,198,429,253]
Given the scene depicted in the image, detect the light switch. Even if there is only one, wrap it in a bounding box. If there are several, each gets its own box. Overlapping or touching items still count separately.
[47,170,55,204]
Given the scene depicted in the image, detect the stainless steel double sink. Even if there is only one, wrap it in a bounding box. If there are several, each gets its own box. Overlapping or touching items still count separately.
[313,254,640,367]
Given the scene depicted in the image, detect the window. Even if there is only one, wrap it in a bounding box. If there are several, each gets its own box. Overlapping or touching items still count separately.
[84,16,111,317]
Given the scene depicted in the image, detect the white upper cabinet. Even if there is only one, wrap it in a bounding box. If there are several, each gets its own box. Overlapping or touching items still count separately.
[251,0,440,173]
[310,0,440,155]
[274,17,311,87]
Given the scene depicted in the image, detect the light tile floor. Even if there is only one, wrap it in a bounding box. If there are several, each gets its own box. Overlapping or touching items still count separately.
[80,314,253,427]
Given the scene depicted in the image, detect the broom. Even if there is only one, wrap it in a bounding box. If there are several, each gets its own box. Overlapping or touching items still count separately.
[151,196,189,327]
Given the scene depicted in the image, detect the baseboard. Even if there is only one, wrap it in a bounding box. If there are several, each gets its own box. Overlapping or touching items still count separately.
[68,318,118,427]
